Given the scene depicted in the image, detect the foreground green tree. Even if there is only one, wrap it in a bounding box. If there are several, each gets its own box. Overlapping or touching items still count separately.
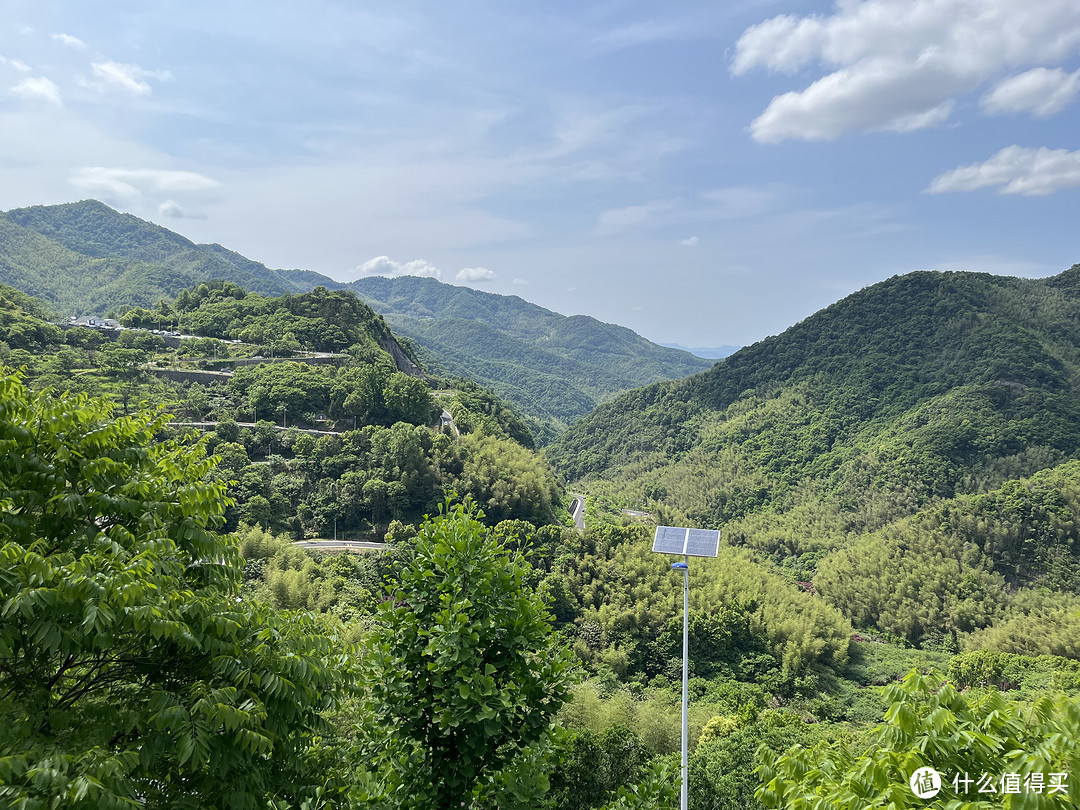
[756,669,1080,809]
[0,369,353,809]
[361,499,575,809]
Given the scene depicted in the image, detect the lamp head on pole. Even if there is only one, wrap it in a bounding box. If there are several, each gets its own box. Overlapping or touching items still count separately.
[671,562,688,570]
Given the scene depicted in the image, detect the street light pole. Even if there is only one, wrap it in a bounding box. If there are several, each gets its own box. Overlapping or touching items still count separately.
[651,525,721,810]
[673,559,689,810]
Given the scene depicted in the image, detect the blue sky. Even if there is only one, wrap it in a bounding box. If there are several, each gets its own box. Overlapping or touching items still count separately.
[1,1,1078,348]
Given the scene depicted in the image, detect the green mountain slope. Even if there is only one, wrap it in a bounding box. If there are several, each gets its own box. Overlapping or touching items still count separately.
[550,268,1080,482]
[398,317,598,421]
[0,213,211,315]
[549,268,1080,536]
[547,265,1080,647]
[0,201,337,309]
[349,275,713,437]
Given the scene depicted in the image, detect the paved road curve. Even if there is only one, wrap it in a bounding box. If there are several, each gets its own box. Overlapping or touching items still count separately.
[171,421,343,436]
[570,494,585,531]
[294,540,389,553]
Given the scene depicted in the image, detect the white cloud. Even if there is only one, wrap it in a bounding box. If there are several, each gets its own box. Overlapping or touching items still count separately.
[746,60,967,142]
[356,256,442,279]
[158,199,207,219]
[512,278,528,285]
[927,145,1080,196]
[1,56,32,72]
[11,77,61,106]
[456,266,495,282]
[679,236,699,247]
[981,67,1080,116]
[594,200,675,236]
[89,61,172,95]
[52,33,86,48]
[159,199,184,218]
[883,101,955,133]
[733,0,1080,142]
[70,167,220,203]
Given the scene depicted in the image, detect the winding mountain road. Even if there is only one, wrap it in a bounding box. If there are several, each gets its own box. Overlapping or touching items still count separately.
[570,494,585,531]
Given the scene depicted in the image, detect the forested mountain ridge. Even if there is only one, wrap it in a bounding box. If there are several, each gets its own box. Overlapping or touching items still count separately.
[548,266,1080,644]
[350,275,713,440]
[1,200,713,441]
[0,200,338,312]
[550,267,1080,486]
[0,278,564,533]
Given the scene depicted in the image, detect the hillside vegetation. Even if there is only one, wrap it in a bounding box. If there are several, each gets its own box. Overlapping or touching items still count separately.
[548,267,1080,651]
[1,200,327,309]
[4,256,1080,808]
[0,280,562,538]
[0,200,711,441]
[350,275,712,441]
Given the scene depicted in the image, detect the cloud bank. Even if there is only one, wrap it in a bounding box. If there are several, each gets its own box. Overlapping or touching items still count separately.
[70,167,220,203]
[356,256,442,279]
[927,146,1080,196]
[456,267,495,282]
[981,68,1080,117]
[733,0,1080,142]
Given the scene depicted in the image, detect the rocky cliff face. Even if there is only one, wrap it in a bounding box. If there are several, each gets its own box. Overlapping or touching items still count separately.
[380,336,427,378]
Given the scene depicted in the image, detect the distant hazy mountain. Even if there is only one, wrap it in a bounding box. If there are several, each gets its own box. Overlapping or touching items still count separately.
[659,343,739,360]
[348,275,714,440]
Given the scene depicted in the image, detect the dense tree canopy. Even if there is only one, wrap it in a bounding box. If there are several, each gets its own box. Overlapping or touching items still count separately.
[757,670,1080,809]
[0,369,353,809]
[360,500,576,809]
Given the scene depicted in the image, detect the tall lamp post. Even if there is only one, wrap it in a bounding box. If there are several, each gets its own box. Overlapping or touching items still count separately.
[651,525,721,810]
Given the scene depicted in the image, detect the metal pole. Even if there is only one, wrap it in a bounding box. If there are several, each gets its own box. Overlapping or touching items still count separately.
[682,555,689,810]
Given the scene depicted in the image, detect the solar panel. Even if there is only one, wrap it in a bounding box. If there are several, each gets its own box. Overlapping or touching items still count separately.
[685,528,721,557]
[652,525,688,554]
[651,525,721,558]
